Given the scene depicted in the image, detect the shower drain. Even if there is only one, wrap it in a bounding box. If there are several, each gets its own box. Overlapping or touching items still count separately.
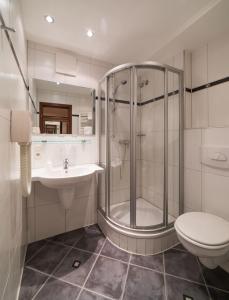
[72,260,81,269]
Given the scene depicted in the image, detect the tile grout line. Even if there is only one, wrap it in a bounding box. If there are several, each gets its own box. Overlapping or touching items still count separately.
[164,272,208,287]
[23,235,229,298]
[120,254,131,300]
[129,262,164,275]
[25,240,49,265]
[196,257,212,299]
[99,254,129,264]
[163,253,168,300]
[206,284,229,294]
[82,287,115,300]
[73,246,100,255]
[48,238,100,256]
[26,265,83,289]
[76,238,107,300]
[31,243,76,300]
[25,265,52,277]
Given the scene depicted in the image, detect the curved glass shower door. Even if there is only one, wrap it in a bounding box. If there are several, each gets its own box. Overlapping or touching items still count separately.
[108,69,131,227]
[136,67,165,228]
[98,62,183,232]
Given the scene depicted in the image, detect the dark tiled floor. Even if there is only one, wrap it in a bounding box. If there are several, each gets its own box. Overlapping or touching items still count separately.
[25,240,47,262]
[35,277,80,300]
[49,227,85,247]
[130,252,163,272]
[19,268,48,300]
[54,248,97,286]
[26,241,69,274]
[164,248,204,284]
[101,239,130,263]
[19,224,229,300]
[166,275,209,300]
[123,265,165,300]
[75,228,105,254]
[85,256,128,298]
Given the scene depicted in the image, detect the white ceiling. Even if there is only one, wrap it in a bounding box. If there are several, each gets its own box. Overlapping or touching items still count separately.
[20,0,227,64]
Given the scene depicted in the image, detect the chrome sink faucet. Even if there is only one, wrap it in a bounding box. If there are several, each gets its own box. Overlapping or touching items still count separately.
[63,158,69,172]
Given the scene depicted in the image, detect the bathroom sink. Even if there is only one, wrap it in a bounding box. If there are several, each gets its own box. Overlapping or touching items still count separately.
[32,164,103,209]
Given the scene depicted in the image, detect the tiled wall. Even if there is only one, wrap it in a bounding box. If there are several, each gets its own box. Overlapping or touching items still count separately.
[140,70,164,212]
[0,0,28,299]
[184,32,229,221]
[26,41,113,242]
[28,41,113,92]
[140,62,182,219]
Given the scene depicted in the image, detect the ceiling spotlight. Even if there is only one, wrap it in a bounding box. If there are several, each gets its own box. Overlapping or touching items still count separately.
[45,15,54,23]
[86,29,94,37]
[56,81,60,85]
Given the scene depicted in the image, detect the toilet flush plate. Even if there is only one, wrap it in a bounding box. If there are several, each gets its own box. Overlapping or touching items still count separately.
[201,145,229,169]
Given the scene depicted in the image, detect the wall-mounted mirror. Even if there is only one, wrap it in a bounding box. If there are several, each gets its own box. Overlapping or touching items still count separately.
[31,79,95,135]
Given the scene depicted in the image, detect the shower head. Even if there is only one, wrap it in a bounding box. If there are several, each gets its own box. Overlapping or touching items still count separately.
[114,80,127,95]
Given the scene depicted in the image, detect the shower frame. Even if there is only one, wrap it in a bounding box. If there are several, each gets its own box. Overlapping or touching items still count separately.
[98,61,184,236]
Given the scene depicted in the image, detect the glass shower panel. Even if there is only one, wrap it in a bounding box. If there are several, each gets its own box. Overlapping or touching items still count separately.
[108,69,131,227]
[136,67,165,227]
[98,79,106,213]
[168,71,180,222]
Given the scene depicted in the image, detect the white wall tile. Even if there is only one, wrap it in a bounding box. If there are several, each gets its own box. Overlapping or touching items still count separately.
[208,33,229,82]
[184,169,202,211]
[168,130,179,166]
[28,41,113,91]
[184,51,192,89]
[202,127,229,145]
[0,0,27,297]
[209,82,229,127]
[191,89,208,128]
[191,45,207,88]
[201,128,229,177]
[184,91,192,129]
[184,129,202,171]
[27,208,35,243]
[202,172,229,221]
[174,51,184,70]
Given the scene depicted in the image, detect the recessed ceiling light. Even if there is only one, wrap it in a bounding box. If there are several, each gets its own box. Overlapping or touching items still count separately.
[86,29,94,37]
[56,81,60,85]
[45,15,54,23]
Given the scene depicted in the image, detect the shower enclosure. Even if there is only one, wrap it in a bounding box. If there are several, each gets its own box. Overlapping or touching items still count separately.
[98,62,184,253]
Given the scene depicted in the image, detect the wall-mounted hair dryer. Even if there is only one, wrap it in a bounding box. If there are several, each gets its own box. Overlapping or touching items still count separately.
[11,111,32,197]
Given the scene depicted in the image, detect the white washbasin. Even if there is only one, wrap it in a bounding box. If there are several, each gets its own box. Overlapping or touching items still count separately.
[32,164,103,209]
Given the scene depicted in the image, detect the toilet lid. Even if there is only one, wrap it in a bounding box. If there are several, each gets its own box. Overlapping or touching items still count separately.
[175,212,229,246]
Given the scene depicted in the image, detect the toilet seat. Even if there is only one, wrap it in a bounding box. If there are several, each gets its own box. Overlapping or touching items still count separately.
[175,212,229,248]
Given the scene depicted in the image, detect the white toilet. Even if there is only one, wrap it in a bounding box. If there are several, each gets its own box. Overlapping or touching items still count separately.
[175,212,229,271]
